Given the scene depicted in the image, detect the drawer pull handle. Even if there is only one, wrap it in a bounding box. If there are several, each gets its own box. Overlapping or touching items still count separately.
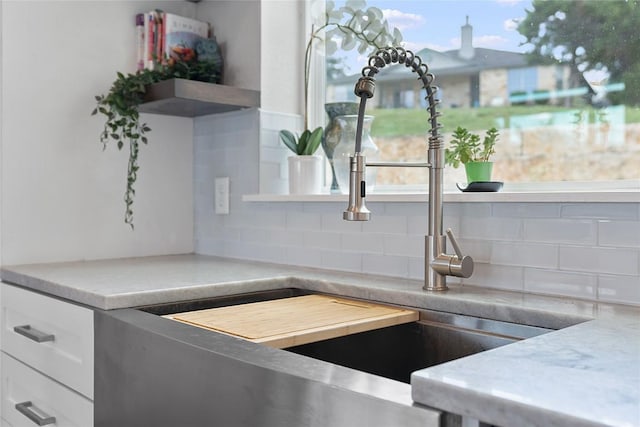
[15,401,57,426]
[13,325,55,343]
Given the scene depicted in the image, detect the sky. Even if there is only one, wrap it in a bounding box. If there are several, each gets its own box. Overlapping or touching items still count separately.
[332,0,535,73]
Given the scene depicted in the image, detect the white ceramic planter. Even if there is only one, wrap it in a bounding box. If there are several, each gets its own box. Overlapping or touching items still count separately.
[288,155,323,194]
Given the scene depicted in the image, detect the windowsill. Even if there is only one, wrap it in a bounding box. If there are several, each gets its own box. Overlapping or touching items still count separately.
[243,189,639,203]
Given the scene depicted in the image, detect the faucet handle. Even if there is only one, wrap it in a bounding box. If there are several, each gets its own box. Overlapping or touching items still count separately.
[445,228,474,278]
[446,228,464,258]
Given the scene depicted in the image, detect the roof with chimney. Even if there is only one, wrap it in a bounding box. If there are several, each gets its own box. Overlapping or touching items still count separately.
[330,18,529,85]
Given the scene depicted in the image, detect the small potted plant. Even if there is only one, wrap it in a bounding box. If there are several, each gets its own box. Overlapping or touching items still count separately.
[280,0,403,194]
[445,126,499,183]
[280,128,324,194]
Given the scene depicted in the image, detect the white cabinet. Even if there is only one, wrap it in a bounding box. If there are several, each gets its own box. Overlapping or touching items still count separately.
[0,283,93,426]
[2,355,92,427]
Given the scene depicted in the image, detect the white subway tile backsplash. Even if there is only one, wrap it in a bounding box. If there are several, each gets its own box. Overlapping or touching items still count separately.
[322,213,363,232]
[459,203,492,217]
[461,239,492,263]
[249,210,287,229]
[193,110,640,305]
[561,203,639,220]
[407,215,428,235]
[383,234,424,257]
[286,210,322,231]
[598,220,640,248]
[258,129,282,149]
[559,246,639,276]
[284,246,325,268]
[225,240,285,264]
[443,203,462,217]
[321,250,362,273]
[463,263,524,292]
[598,274,640,305]
[234,227,269,244]
[303,230,341,250]
[408,256,426,281]
[524,219,596,244]
[259,109,301,131]
[259,163,287,194]
[492,203,561,218]
[362,253,409,278]
[341,232,384,254]
[524,269,596,299]
[267,229,305,247]
[304,202,344,214]
[383,202,427,216]
[362,214,407,234]
[491,242,558,268]
[461,217,522,241]
[260,145,289,164]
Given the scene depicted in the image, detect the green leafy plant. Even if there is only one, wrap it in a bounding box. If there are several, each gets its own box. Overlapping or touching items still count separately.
[279,128,323,155]
[92,58,221,228]
[281,0,403,154]
[445,126,499,168]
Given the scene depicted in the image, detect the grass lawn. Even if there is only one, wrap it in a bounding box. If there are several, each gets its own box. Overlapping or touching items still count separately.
[369,104,640,137]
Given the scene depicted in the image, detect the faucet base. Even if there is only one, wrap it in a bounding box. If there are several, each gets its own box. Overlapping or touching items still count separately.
[422,283,448,292]
[424,235,449,291]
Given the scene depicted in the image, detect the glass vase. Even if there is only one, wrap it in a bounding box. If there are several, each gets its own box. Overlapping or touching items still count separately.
[332,114,379,194]
[323,102,360,193]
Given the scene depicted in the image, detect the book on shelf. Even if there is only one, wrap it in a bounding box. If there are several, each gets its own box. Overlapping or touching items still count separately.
[135,13,145,71]
[163,13,210,64]
[137,10,210,70]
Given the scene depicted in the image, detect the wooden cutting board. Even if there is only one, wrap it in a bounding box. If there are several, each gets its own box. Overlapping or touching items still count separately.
[165,294,418,349]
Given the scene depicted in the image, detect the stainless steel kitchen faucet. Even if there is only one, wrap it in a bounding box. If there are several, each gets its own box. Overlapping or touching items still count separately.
[343,47,473,291]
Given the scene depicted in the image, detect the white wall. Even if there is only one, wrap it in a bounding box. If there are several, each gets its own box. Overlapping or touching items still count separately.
[1,1,195,265]
[197,0,261,92]
[259,0,305,115]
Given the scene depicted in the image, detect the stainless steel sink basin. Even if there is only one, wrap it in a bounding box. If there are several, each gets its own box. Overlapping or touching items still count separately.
[287,308,552,384]
[140,288,553,384]
[96,288,555,427]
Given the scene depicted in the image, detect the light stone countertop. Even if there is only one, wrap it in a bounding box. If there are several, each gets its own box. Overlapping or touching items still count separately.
[2,253,638,427]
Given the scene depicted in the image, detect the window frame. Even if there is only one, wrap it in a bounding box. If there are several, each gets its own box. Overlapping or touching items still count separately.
[310,0,639,194]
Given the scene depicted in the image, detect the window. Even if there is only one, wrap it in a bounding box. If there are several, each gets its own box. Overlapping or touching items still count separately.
[322,0,639,191]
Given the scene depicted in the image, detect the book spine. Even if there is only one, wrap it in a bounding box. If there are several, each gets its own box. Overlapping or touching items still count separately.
[135,13,145,71]
[146,12,155,70]
[155,11,164,66]
[143,12,149,69]
[160,12,167,64]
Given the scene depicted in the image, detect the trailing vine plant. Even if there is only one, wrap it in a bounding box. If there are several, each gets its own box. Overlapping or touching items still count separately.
[92,43,222,228]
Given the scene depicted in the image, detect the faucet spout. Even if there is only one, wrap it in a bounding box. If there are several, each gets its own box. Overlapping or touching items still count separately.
[342,47,474,291]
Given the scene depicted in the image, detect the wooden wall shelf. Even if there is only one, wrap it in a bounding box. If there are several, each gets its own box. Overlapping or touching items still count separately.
[138,78,260,117]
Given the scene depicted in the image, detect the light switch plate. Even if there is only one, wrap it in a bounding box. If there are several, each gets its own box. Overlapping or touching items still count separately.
[215,177,230,215]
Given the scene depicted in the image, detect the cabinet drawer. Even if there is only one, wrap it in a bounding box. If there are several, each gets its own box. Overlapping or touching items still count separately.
[1,284,93,399]
[1,354,93,427]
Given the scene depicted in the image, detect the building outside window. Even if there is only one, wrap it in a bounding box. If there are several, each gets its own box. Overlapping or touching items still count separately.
[323,0,639,191]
